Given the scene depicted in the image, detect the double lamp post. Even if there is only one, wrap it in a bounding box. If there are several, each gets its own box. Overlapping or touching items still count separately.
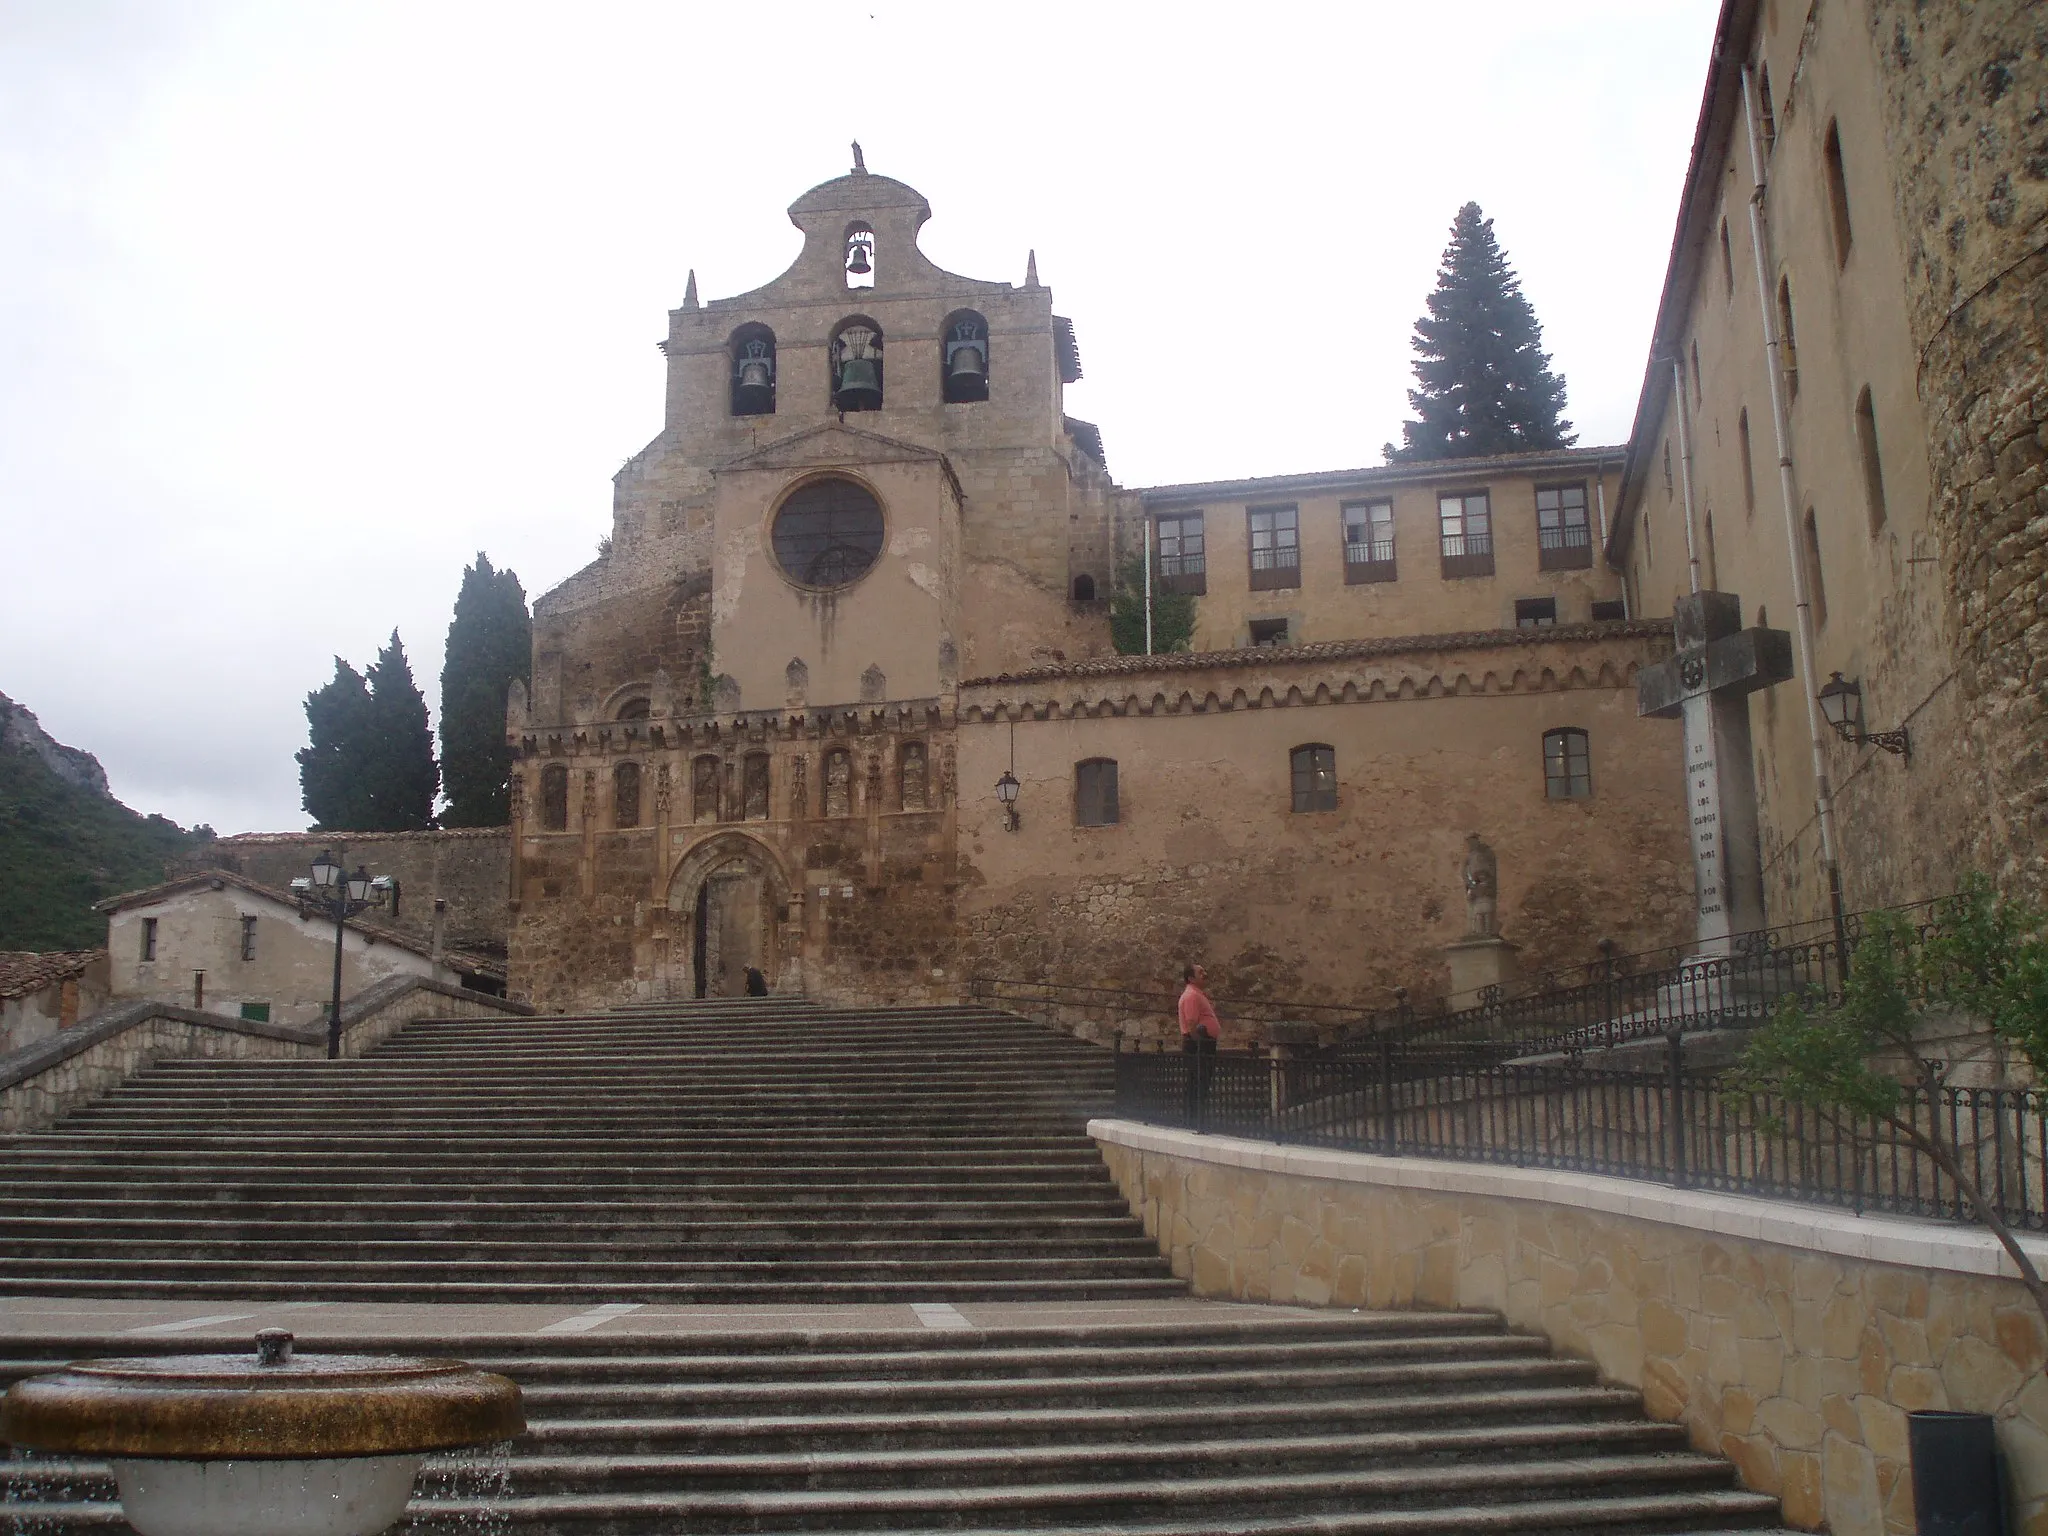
[295,850,382,1060]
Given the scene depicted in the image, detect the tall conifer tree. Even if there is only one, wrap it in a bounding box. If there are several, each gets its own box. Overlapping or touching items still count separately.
[297,660,378,831]
[439,554,532,827]
[1385,203,1575,463]
[361,631,439,831]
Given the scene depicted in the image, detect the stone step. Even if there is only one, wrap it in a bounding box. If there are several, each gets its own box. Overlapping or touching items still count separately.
[0,1274,1189,1301]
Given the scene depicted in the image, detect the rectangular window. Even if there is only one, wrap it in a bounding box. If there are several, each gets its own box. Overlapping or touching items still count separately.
[239,1002,271,1023]
[1154,512,1207,596]
[1342,499,1396,583]
[1247,504,1301,590]
[1591,599,1627,622]
[140,917,157,962]
[1544,729,1593,800]
[1248,618,1289,648]
[1438,491,1494,578]
[1290,744,1337,813]
[240,915,257,962]
[1515,598,1558,628]
[1075,759,1119,827]
[1536,483,1593,570]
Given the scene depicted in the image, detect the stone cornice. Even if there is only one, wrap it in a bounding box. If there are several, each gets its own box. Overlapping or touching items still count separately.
[518,699,951,759]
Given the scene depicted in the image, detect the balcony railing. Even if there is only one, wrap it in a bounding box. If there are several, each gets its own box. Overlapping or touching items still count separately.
[1156,553,1206,596]
[1439,532,1494,579]
[1249,544,1301,591]
[1538,522,1594,571]
[1344,540,1397,584]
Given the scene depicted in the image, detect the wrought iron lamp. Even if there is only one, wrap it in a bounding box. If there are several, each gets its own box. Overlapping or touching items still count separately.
[994,770,1021,832]
[294,852,385,1059]
[1817,672,1910,762]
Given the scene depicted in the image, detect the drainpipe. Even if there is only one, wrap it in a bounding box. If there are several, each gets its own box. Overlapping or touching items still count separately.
[1740,63,1848,949]
[1671,359,1703,596]
[1143,514,1154,657]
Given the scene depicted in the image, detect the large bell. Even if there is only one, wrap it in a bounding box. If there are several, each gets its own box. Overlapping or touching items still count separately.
[737,357,773,391]
[836,356,882,409]
[845,243,873,275]
[948,343,985,381]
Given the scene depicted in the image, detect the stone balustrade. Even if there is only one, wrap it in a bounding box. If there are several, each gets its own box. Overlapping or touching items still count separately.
[0,977,533,1134]
[1093,1117,2048,1536]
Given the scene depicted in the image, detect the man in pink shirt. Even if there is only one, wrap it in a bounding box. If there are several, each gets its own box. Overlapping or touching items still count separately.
[1179,964,1221,1122]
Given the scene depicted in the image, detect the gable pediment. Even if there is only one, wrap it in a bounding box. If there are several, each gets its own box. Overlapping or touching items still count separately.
[717,422,950,476]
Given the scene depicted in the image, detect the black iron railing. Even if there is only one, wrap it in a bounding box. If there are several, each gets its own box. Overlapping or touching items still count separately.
[1113,1045,2048,1231]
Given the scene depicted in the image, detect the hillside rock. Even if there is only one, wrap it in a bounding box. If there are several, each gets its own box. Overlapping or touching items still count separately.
[0,691,110,799]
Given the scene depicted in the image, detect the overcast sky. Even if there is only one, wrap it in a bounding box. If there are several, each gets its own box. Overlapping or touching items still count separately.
[0,0,1720,835]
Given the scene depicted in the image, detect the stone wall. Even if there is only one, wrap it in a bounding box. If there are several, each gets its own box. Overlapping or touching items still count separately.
[1095,1119,2048,1536]
[187,829,511,960]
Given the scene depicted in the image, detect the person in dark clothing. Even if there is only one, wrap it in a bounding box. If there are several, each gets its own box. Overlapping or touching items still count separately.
[744,966,768,997]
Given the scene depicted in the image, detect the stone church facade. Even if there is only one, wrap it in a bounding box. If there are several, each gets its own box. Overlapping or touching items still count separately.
[503,161,1696,1013]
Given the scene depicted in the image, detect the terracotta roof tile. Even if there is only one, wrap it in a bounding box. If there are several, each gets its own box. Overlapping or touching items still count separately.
[0,950,103,1001]
[961,619,1673,688]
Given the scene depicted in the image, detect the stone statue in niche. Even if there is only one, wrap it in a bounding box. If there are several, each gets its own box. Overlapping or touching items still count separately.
[790,754,809,818]
[939,745,957,805]
[743,755,770,820]
[785,657,809,709]
[864,751,883,810]
[900,741,928,811]
[1462,832,1500,938]
[824,750,852,818]
[692,756,720,821]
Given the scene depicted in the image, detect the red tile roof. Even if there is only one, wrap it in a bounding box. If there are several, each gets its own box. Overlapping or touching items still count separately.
[0,950,103,1001]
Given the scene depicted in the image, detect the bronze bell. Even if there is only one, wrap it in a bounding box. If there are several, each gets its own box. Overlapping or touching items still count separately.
[948,343,985,381]
[837,356,881,409]
[736,342,773,395]
[845,243,873,275]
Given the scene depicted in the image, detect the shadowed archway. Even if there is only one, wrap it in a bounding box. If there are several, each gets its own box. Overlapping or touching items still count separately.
[663,832,797,998]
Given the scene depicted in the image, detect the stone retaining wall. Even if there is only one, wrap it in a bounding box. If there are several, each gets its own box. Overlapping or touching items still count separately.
[0,978,532,1134]
[1093,1118,2048,1536]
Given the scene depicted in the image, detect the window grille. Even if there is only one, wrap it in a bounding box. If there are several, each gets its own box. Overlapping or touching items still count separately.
[1544,728,1592,800]
[1290,744,1337,813]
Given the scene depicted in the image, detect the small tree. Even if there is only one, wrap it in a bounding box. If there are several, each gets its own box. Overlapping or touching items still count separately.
[297,660,377,832]
[440,553,531,827]
[1109,556,1196,656]
[362,631,439,832]
[1732,878,2048,1332]
[1385,202,1575,464]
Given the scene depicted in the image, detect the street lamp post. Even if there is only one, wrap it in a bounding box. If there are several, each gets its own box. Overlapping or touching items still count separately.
[299,850,378,1059]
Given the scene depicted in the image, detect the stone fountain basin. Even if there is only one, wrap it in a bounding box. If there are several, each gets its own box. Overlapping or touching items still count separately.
[1,1336,523,1536]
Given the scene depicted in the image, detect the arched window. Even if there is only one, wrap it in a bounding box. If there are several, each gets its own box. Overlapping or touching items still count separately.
[899,741,929,811]
[1804,507,1829,627]
[729,323,776,417]
[1856,386,1888,533]
[691,755,721,822]
[1543,729,1592,800]
[1738,407,1757,514]
[614,762,642,828]
[1823,120,1853,267]
[742,753,771,820]
[1777,275,1799,399]
[1757,62,1777,151]
[843,221,875,289]
[1071,573,1097,603]
[831,318,884,411]
[540,765,570,830]
[824,749,853,818]
[1290,745,1336,813]
[1075,758,1118,826]
[1720,217,1735,298]
[941,310,989,403]
[615,695,651,721]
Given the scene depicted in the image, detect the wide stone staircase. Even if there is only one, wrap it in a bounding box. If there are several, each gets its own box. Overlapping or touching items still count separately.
[0,999,1794,1534]
[0,1001,1178,1303]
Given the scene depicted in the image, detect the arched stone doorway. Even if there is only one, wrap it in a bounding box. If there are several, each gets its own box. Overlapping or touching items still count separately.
[663,833,797,998]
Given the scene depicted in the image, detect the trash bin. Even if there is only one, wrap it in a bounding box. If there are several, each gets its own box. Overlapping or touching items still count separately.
[1908,1411,2003,1536]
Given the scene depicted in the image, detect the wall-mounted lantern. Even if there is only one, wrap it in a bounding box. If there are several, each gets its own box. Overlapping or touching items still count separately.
[1818,672,1910,763]
[995,769,1021,832]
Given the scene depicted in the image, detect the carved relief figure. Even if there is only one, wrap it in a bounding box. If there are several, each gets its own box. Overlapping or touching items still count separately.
[692,755,720,821]
[790,754,809,819]
[824,749,852,818]
[900,741,928,811]
[1462,832,1500,937]
[654,762,672,816]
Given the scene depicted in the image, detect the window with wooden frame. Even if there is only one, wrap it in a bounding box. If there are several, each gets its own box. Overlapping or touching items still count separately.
[540,765,570,830]
[240,915,258,962]
[1515,597,1558,628]
[614,762,642,829]
[1342,499,1396,583]
[141,917,157,961]
[1438,491,1494,578]
[1536,483,1593,570]
[1290,744,1337,813]
[1074,759,1119,827]
[1543,728,1592,800]
[1247,504,1301,590]
[1154,512,1207,595]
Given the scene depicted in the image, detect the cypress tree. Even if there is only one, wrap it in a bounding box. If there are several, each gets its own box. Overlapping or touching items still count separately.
[361,631,439,831]
[1385,203,1575,463]
[297,660,378,832]
[439,553,532,827]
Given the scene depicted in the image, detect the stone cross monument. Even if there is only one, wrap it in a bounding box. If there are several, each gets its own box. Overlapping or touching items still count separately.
[1636,591,1794,953]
